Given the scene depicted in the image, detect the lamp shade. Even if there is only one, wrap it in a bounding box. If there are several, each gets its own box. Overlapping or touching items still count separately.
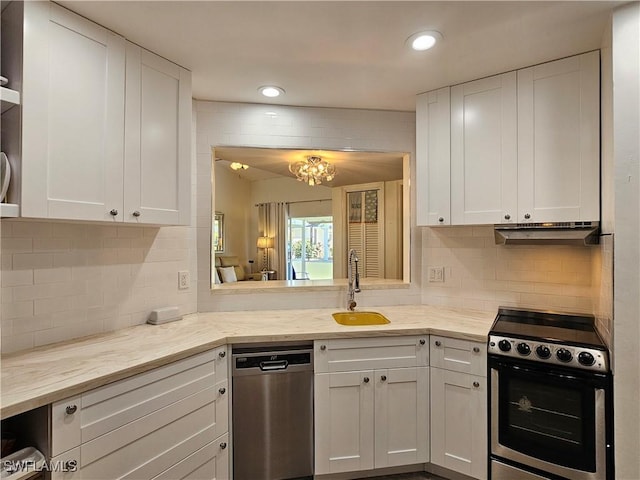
[257,236,271,249]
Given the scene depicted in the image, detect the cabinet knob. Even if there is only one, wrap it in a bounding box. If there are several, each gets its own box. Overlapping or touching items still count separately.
[64,460,78,471]
[220,442,227,450]
[219,387,226,395]
[320,345,327,351]
[110,209,118,216]
[435,340,442,347]
[473,347,480,353]
[65,405,78,415]
[473,381,480,388]
[219,351,226,358]
[524,213,531,220]
[504,214,511,221]
[380,375,387,382]
[132,210,141,217]
[419,339,426,345]
[438,217,444,223]
[363,377,370,383]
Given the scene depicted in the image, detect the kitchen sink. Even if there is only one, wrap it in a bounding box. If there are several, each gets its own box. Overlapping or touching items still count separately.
[332,311,390,326]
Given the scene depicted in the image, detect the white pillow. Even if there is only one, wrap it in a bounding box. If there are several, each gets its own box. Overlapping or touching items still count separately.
[213,268,221,284]
[219,266,237,283]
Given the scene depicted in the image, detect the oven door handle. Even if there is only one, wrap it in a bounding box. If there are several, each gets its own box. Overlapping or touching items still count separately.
[489,357,607,386]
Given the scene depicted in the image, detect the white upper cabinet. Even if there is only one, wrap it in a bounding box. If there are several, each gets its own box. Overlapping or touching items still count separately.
[13,2,191,225]
[451,72,518,225]
[416,51,600,226]
[21,2,126,221]
[416,87,451,226]
[124,43,191,225]
[517,51,600,223]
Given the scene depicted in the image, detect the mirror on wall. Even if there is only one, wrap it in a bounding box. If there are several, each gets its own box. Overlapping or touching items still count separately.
[213,212,224,253]
[211,147,409,288]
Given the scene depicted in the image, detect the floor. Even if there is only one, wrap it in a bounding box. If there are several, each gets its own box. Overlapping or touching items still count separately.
[354,473,445,480]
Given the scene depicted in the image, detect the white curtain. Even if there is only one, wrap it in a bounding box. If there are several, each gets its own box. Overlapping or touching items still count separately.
[258,202,289,279]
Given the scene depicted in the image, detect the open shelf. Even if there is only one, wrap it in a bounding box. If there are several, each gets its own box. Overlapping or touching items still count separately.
[1,86,20,113]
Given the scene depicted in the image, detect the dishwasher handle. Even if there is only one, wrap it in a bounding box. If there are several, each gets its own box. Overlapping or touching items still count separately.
[260,360,289,371]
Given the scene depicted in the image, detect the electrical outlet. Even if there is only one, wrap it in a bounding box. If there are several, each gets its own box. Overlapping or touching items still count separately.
[178,271,190,290]
[428,266,445,283]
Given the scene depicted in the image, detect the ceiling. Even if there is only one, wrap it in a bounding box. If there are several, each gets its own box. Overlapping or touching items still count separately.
[59,1,616,112]
[214,147,404,187]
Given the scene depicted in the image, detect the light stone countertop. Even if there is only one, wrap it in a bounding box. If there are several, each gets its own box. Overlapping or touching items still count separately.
[0,305,495,419]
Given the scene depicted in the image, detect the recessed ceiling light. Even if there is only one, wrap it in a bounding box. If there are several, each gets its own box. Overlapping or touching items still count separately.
[406,31,442,51]
[259,86,285,98]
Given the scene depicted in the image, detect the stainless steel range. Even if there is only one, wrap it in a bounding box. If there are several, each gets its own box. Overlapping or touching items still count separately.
[488,308,613,480]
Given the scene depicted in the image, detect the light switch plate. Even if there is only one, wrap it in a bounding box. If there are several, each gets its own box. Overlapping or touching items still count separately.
[428,266,445,282]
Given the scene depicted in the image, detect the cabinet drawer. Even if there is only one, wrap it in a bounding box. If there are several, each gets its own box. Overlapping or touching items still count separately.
[51,393,222,479]
[314,336,428,373]
[52,346,228,456]
[430,336,486,376]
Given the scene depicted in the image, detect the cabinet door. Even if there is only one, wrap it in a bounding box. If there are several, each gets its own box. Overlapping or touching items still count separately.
[124,42,191,225]
[21,2,125,221]
[430,368,487,480]
[517,51,600,223]
[314,371,374,474]
[374,367,429,468]
[451,72,517,225]
[416,88,451,226]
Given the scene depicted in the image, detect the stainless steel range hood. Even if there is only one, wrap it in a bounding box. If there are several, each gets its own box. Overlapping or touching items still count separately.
[494,222,600,246]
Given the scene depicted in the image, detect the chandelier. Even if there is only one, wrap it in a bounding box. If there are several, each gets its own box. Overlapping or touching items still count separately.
[288,156,336,186]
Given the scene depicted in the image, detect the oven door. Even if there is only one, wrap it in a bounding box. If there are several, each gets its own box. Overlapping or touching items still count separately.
[490,358,608,480]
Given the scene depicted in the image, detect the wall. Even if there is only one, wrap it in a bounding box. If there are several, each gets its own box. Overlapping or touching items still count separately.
[612,3,640,479]
[0,223,197,354]
[421,226,595,312]
[196,101,421,312]
[0,105,200,355]
[594,20,614,350]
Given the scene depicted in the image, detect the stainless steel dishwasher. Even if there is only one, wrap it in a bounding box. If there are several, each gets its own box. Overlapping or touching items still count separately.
[232,342,314,480]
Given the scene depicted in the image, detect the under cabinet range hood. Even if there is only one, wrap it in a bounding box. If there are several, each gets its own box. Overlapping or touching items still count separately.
[494,222,600,246]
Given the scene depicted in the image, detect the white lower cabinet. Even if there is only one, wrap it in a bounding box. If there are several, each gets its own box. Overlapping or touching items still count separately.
[50,347,229,479]
[430,336,487,480]
[314,336,430,475]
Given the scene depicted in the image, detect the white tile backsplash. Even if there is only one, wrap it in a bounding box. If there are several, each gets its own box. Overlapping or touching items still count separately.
[422,226,596,313]
[1,221,197,354]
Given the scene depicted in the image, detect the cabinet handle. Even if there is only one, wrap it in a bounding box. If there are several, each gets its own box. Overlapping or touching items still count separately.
[473,347,480,353]
[219,351,226,358]
[109,209,118,216]
[524,213,531,220]
[419,339,426,345]
[435,340,442,347]
[380,375,387,382]
[320,345,327,351]
[219,387,226,395]
[132,210,141,217]
[438,217,444,223]
[363,377,370,383]
[220,442,227,450]
[65,405,78,415]
[473,381,480,388]
[64,460,78,471]
[504,214,511,221]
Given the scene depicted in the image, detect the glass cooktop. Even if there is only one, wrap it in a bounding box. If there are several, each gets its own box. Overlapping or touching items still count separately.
[490,307,606,349]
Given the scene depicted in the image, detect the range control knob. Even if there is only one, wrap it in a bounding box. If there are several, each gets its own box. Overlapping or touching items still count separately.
[498,340,512,352]
[578,351,596,366]
[536,345,551,359]
[516,343,531,356]
[556,348,573,363]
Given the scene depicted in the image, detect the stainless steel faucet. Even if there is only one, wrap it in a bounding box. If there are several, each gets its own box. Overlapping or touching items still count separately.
[347,248,361,311]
